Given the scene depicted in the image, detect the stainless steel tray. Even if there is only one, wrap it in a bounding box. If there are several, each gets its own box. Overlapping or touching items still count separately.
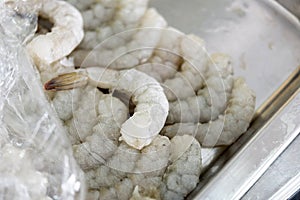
[150,0,300,199]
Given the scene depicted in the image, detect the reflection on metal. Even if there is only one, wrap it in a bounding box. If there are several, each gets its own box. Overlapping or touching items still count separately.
[252,171,300,200]
[242,129,300,199]
[277,0,300,19]
[255,67,300,121]
[270,172,300,200]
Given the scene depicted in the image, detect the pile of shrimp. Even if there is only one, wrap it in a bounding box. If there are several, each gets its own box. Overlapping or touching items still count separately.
[25,0,256,199]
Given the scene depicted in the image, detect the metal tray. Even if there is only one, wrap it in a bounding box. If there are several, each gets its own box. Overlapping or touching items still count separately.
[150,0,300,199]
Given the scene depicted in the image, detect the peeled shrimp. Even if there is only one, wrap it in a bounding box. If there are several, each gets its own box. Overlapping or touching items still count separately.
[162,78,256,147]
[27,0,83,65]
[72,8,167,69]
[45,68,169,150]
[65,0,149,50]
[166,53,234,124]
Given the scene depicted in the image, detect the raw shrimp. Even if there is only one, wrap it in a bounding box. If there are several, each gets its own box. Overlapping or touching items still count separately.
[72,8,167,69]
[25,0,84,96]
[166,53,234,124]
[64,0,149,50]
[64,0,166,69]
[45,72,202,200]
[45,68,169,150]
[50,86,172,199]
[120,30,236,125]
[160,135,202,200]
[124,29,210,102]
[27,0,83,65]
[129,29,254,147]
[135,27,184,82]
[82,134,201,200]
[160,33,209,101]
[162,78,256,147]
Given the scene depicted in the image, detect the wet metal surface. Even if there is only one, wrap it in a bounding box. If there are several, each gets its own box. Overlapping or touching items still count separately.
[150,0,300,108]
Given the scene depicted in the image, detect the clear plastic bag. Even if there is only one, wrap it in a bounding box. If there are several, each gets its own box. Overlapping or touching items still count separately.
[0,1,85,199]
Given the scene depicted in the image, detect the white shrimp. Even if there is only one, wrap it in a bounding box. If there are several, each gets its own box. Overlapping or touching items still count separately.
[127,29,209,102]
[82,134,201,200]
[162,78,256,147]
[122,29,254,147]
[24,0,84,100]
[27,0,83,65]
[84,134,170,200]
[166,53,234,124]
[161,34,208,102]
[65,0,164,69]
[45,68,169,150]
[72,94,130,169]
[130,31,235,125]
[64,0,149,50]
[135,27,185,83]
[50,85,170,198]
[160,135,202,200]
[72,8,167,69]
